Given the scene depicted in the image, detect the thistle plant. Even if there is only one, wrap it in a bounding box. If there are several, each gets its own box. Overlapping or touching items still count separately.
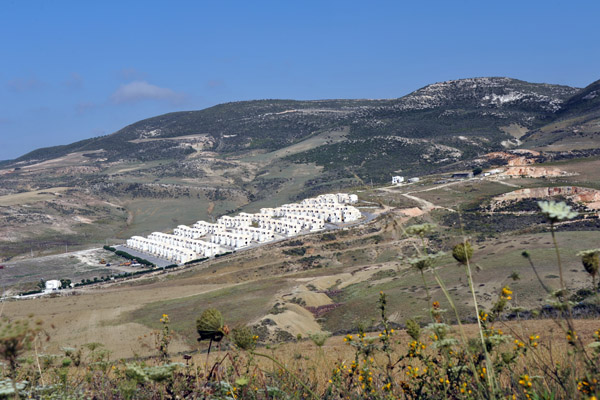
[452,241,473,265]
[537,200,578,295]
[405,223,436,245]
[154,313,172,361]
[308,332,330,349]
[577,248,600,306]
[537,200,578,223]
[407,252,444,302]
[577,249,600,287]
[196,308,229,343]
[231,326,257,351]
[0,317,43,398]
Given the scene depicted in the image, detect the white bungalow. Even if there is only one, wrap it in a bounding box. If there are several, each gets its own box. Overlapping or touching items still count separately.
[392,176,404,184]
[45,280,61,292]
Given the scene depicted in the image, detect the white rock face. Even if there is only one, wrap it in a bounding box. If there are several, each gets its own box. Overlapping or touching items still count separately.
[388,77,577,113]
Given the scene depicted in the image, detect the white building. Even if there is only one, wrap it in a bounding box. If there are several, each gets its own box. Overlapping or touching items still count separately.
[173,225,207,239]
[408,177,420,183]
[45,280,61,292]
[392,176,404,185]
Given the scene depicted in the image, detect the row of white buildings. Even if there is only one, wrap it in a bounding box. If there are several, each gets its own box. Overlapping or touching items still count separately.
[125,193,360,264]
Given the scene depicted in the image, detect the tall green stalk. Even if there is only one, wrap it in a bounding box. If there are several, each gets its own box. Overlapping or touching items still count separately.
[550,224,566,293]
[462,239,497,397]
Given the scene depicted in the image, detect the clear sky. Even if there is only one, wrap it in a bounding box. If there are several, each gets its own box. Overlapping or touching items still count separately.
[1,0,599,161]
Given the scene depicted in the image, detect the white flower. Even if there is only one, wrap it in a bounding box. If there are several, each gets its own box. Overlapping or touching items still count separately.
[407,252,445,271]
[576,249,600,257]
[537,201,578,222]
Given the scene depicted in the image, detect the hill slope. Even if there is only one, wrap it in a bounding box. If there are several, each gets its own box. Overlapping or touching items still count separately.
[522,79,600,150]
[1,76,598,260]
[4,77,579,167]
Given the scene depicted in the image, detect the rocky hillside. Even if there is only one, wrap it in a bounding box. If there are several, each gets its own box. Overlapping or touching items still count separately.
[522,79,600,150]
[3,77,581,167]
[1,76,598,259]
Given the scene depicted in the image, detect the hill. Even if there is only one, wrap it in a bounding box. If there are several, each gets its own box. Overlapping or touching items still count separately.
[4,153,600,357]
[2,77,600,400]
[3,77,579,168]
[522,79,600,150]
[0,77,597,261]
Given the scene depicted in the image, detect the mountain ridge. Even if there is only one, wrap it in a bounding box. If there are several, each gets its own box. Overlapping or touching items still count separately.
[1,76,599,261]
[3,77,583,168]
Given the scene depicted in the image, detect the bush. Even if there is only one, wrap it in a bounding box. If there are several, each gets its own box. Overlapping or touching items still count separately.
[19,289,42,296]
[283,247,307,256]
[184,257,208,265]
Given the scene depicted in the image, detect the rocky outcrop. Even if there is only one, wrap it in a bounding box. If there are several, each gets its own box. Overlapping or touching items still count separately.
[493,186,600,210]
[502,166,569,177]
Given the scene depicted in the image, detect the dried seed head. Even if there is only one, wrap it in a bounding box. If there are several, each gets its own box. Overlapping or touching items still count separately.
[452,242,473,264]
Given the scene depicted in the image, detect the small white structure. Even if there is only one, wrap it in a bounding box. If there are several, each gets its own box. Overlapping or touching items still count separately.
[408,177,420,183]
[45,280,61,292]
[392,176,404,185]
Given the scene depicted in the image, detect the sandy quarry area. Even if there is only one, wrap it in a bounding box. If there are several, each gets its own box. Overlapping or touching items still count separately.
[493,186,600,210]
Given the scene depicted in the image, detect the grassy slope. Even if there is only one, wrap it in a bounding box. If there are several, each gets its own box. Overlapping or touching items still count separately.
[3,146,600,360]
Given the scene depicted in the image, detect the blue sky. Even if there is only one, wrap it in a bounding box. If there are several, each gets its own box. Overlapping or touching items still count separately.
[1,0,599,160]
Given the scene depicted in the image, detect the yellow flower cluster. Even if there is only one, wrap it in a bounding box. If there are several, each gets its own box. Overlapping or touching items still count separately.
[518,374,533,399]
[405,365,426,379]
[408,340,426,357]
[483,327,504,337]
[514,339,525,350]
[459,382,471,394]
[501,286,513,300]
[577,378,598,394]
[479,310,489,322]
[566,330,578,345]
[528,334,539,348]
[378,328,394,338]
[354,367,375,392]
[518,374,532,387]
[225,386,238,398]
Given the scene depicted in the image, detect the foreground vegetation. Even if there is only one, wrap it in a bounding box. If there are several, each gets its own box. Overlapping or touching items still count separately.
[1,201,600,399]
